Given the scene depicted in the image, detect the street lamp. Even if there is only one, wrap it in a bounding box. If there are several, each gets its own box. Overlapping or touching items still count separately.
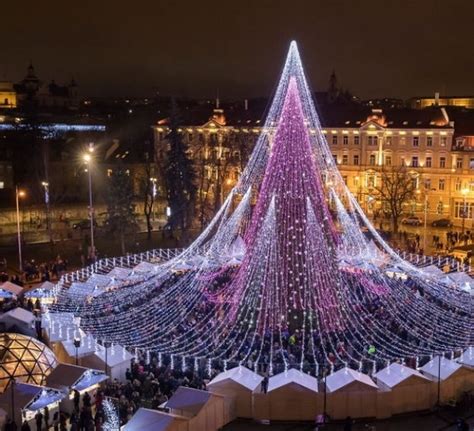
[41,181,52,243]
[461,188,469,235]
[73,337,81,366]
[15,187,25,272]
[150,177,157,221]
[417,189,429,253]
[83,144,95,258]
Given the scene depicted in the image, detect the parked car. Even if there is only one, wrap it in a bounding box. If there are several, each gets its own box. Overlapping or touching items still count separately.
[72,219,98,230]
[431,218,453,228]
[401,216,422,226]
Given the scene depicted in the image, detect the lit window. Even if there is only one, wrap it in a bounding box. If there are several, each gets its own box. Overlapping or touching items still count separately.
[457,157,463,169]
[441,137,447,146]
[385,136,392,145]
[0,181,4,189]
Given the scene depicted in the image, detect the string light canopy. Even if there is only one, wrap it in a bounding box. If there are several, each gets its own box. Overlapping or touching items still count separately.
[50,42,473,376]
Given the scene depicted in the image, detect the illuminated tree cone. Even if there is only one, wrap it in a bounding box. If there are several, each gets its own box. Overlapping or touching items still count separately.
[231,77,342,333]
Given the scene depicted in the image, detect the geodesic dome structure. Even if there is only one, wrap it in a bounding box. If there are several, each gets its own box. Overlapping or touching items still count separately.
[0,333,57,392]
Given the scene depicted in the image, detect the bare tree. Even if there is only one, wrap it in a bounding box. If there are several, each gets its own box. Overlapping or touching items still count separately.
[142,151,155,240]
[374,165,416,234]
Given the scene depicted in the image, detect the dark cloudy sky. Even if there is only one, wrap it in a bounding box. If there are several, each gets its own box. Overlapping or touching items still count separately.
[2,0,474,99]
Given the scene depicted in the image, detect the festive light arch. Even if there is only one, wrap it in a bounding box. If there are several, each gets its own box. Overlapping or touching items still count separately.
[50,42,473,376]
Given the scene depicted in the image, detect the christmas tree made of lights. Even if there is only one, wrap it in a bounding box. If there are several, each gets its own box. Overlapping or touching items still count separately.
[52,42,472,374]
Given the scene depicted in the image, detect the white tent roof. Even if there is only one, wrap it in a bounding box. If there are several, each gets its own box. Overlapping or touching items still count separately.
[0,307,35,325]
[326,367,378,392]
[165,386,212,416]
[67,282,105,298]
[61,335,98,358]
[208,366,263,391]
[449,272,473,284]
[268,368,318,393]
[133,261,156,273]
[172,261,193,271]
[93,344,134,367]
[123,408,187,431]
[458,347,474,367]
[420,356,463,380]
[107,267,131,280]
[25,281,56,298]
[86,274,112,288]
[375,362,430,388]
[0,281,23,296]
[423,265,444,276]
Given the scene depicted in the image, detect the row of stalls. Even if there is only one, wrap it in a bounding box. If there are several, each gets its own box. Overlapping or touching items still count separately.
[0,333,108,429]
[205,353,474,422]
[121,349,474,430]
[42,312,134,382]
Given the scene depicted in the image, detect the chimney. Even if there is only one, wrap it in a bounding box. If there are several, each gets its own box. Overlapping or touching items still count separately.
[244,99,248,111]
[435,92,440,105]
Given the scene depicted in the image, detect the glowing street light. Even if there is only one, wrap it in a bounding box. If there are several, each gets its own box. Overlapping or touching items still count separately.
[15,187,25,272]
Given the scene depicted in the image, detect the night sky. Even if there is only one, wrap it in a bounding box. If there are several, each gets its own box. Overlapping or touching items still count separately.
[2,0,474,99]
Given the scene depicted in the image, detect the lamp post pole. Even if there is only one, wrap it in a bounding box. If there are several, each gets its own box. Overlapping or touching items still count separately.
[323,366,327,424]
[10,378,15,426]
[83,145,95,258]
[15,187,24,273]
[42,181,52,243]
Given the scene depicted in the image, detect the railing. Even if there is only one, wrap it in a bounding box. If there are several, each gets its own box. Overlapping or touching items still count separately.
[56,247,185,289]
[397,250,472,273]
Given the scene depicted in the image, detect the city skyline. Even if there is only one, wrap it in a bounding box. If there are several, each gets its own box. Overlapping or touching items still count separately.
[2,0,474,99]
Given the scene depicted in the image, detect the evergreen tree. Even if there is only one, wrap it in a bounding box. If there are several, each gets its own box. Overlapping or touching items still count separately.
[106,165,137,254]
[163,100,197,237]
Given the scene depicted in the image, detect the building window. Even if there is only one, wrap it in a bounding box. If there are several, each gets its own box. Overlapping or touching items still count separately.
[440,157,446,168]
[0,181,4,189]
[333,154,338,164]
[457,157,463,169]
[441,137,447,146]
[455,201,474,219]
[401,157,406,166]
[385,155,392,166]
[411,156,419,167]
[385,136,392,145]
[369,154,376,165]
[332,135,338,145]
[343,135,348,145]
[354,135,360,145]
[342,154,348,165]
[413,136,419,147]
[427,136,433,147]
[439,179,445,190]
[343,176,348,184]
[455,180,462,191]
[424,179,431,190]
[368,136,378,146]
[367,175,375,188]
[353,155,359,165]
[425,157,432,167]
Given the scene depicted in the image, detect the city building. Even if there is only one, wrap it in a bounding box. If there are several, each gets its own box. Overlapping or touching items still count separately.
[0,81,17,109]
[410,93,474,110]
[154,102,474,227]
